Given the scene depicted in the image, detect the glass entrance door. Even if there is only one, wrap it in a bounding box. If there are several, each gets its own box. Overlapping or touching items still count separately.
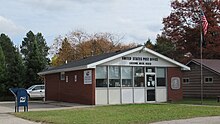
[146,73,156,101]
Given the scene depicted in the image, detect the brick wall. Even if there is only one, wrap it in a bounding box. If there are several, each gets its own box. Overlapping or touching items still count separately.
[45,69,95,105]
[167,67,183,101]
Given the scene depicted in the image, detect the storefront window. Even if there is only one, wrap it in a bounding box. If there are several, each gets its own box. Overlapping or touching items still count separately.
[122,67,133,87]
[96,66,107,87]
[109,66,121,87]
[134,67,145,87]
[156,68,166,86]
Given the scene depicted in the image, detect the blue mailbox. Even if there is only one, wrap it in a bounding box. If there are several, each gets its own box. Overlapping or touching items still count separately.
[9,88,28,112]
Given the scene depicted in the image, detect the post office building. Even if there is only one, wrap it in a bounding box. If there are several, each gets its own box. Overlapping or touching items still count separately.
[38,46,190,105]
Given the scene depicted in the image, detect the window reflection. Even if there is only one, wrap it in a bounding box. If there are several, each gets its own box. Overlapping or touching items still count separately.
[134,67,145,87]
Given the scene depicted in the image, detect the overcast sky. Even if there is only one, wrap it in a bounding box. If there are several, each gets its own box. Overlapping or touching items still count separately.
[0,0,171,46]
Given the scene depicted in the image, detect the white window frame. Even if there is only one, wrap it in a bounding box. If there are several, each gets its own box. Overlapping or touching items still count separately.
[204,76,213,83]
[182,78,190,84]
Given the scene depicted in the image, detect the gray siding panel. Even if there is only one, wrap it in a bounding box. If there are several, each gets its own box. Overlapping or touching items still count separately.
[183,63,220,98]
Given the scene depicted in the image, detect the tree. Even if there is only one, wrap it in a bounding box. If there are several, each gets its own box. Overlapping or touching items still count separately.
[9,47,25,87]
[144,39,154,50]
[0,33,15,82]
[162,0,220,61]
[0,34,15,63]
[35,32,50,65]
[51,31,135,66]
[154,35,176,59]
[20,31,49,87]
[0,33,25,91]
[0,45,6,96]
[26,40,43,86]
[0,45,5,81]
[55,37,74,66]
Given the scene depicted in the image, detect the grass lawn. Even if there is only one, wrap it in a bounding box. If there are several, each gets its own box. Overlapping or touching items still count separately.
[15,103,220,124]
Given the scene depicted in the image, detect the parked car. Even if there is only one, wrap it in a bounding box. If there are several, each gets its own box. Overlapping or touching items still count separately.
[26,84,45,98]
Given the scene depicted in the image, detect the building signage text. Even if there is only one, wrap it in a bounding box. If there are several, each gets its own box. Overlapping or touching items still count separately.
[122,56,158,65]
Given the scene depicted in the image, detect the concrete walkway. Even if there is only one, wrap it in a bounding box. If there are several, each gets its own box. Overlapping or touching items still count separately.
[151,116,220,124]
[0,102,40,124]
[0,113,40,124]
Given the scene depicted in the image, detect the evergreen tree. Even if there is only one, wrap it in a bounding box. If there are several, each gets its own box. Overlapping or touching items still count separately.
[0,45,6,96]
[0,34,15,83]
[0,34,24,96]
[0,45,5,81]
[0,33,26,96]
[154,35,175,59]
[35,32,50,65]
[10,47,25,87]
[20,31,49,87]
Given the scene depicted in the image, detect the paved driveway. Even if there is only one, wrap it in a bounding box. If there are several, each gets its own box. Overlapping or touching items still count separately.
[0,101,91,113]
[1,101,63,113]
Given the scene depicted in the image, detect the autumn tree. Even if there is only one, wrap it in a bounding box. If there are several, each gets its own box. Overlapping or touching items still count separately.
[52,38,74,66]
[74,32,133,59]
[162,0,220,61]
[50,31,135,66]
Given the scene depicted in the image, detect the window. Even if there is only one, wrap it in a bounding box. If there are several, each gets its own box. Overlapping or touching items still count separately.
[60,72,65,80]
[146,67,155,73]
[33,86,41,90]
[96,66,107,87]
[146,75,155,87]
[122,67,133,87]
[41,85,45,90]
[156,68,166,86]
[109,66,121,87]
[182,78,189,84]
[204,77,213,83]
[134,67,145,87]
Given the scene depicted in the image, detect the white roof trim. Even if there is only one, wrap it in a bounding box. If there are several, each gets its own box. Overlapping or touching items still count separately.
[38,65,87,75]
[87,46,190,70]
[143,48,190,70]
[87,46,143,68]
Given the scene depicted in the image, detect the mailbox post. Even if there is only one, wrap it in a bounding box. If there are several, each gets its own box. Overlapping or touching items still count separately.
[9,88,28,112]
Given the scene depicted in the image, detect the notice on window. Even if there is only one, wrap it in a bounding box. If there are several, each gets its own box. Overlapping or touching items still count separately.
[84,70,92,84]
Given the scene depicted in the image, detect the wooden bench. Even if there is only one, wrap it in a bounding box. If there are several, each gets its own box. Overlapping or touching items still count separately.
[217,96,220,102]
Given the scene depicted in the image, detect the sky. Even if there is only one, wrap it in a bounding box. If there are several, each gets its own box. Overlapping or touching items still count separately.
[0,0,172,46]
